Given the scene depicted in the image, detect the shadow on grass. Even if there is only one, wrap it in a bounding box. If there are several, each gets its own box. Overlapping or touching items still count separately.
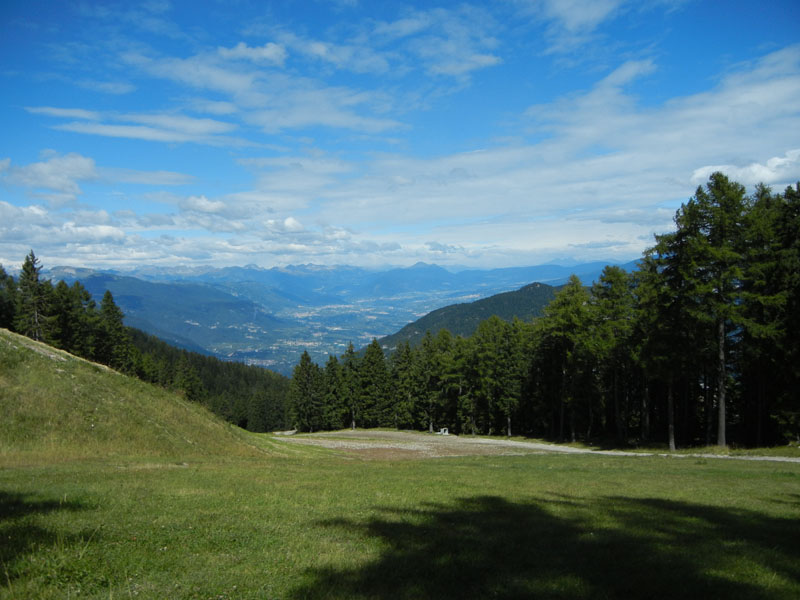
[290,495,800,599]
[0,491,89,583]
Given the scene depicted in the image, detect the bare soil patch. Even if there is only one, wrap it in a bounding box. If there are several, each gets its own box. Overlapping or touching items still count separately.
[274,429,800,462]
[276,430,599,460]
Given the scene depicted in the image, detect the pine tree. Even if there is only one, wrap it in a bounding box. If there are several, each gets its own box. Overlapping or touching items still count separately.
[341,343,361,429]
[389,340,416,429]
[97,290,135,372]
[0,265,17,330]
[322,355,347,429]
[360,339,389,427]
[535,275,594,442]
[289,350,323,432]
[174,352,206,403]
[15,251,48,341]
[591,266,637,443]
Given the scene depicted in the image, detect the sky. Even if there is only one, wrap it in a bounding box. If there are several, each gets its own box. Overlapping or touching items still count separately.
[1,0,799,271]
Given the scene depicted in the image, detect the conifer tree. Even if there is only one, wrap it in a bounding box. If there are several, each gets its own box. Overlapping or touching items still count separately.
[389,340,416,429]
[341,343,361,429]
[322,355,347,429]
[15,251,48,341]
[360,339,389,427]
[97,290,135,372]
[289,350,323,432]
[0,265,17,330]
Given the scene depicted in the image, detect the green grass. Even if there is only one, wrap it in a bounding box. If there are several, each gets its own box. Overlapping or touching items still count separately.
[0,329,278,462]
[2,452,799,599]
[2,329,800,598]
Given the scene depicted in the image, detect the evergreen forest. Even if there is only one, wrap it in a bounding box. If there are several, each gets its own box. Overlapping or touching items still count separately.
[0,252,290,432]
[287,174,800,448]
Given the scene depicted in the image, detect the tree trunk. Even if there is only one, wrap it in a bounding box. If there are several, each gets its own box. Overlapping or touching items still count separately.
[507,415,511,438]
[641,381,650,441]
[704,370,713,446]
[717,318,727,447]
[614,375,621,443]
[570,406,576,443]
[668,379,676,451]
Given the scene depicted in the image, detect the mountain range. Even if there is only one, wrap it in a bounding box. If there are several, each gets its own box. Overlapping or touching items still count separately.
[48,260,638,375]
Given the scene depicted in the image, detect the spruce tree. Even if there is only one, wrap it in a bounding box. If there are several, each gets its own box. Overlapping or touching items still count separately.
[97,290,135,372]
[289,350,323,432]
[0,265,17,330]
[15,251,48,341]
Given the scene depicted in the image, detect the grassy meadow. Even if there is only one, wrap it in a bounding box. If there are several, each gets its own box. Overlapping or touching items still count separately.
[2,329,800,599]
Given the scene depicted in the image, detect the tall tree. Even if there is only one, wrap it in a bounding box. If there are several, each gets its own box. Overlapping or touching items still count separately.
[341,343,361,429]
[591,266,637,443]
[289,350,324,432]
[359,339,389,427]
[97,290,135,373]
[15,251,48,341]
[0,265,17,330]
[389,340,416,429]
[664,173,747,447]
[535,275,594,441]
[322,354,347,430]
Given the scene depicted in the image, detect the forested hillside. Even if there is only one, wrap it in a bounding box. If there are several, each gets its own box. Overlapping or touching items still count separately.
[287,175,800,448]
[379,281,556,350]
[0,255,290,432]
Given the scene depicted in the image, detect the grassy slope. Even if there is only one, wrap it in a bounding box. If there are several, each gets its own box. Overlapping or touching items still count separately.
[1,328,799,599]
[0,328,275,462]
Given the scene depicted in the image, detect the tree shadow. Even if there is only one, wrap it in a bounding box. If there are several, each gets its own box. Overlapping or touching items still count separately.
[0,490,89,584]
[289,494,800,599]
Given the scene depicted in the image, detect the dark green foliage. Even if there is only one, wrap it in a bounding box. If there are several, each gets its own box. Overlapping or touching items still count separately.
[359,339,390,427]
[0,265,17,329]
[14,251,49,341]
[289,351,324,432]
[96,290,136,373]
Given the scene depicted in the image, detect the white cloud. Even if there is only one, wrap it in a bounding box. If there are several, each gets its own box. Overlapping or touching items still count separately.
[99,167,194,186]
[2,152,98,204]
[78,80,136,95]
[538,0,625,33]
[274,32,390,73]
[26,106,102,120]
[218,41,287,66]
[389,6,503,79]
[180,195,228,214]
[516,0,628,53]
[123,51,258,97]
[52,113,250,146]
[283,216,304,232]
[691,149,800,187]
[121,112,237,136]
[246,83,402,134]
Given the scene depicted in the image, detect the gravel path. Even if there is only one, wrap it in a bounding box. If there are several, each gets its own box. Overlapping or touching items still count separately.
[274,430,800,462]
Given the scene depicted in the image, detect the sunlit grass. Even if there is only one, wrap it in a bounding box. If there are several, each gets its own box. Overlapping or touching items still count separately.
[2,449,799,599]
[2,329,799,598]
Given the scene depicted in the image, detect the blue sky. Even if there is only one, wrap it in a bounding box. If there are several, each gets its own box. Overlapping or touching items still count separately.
[1,0,799,270]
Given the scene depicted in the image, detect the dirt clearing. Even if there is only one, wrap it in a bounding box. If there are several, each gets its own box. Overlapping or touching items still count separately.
[273,430,640,460]
[274,429,800,462]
